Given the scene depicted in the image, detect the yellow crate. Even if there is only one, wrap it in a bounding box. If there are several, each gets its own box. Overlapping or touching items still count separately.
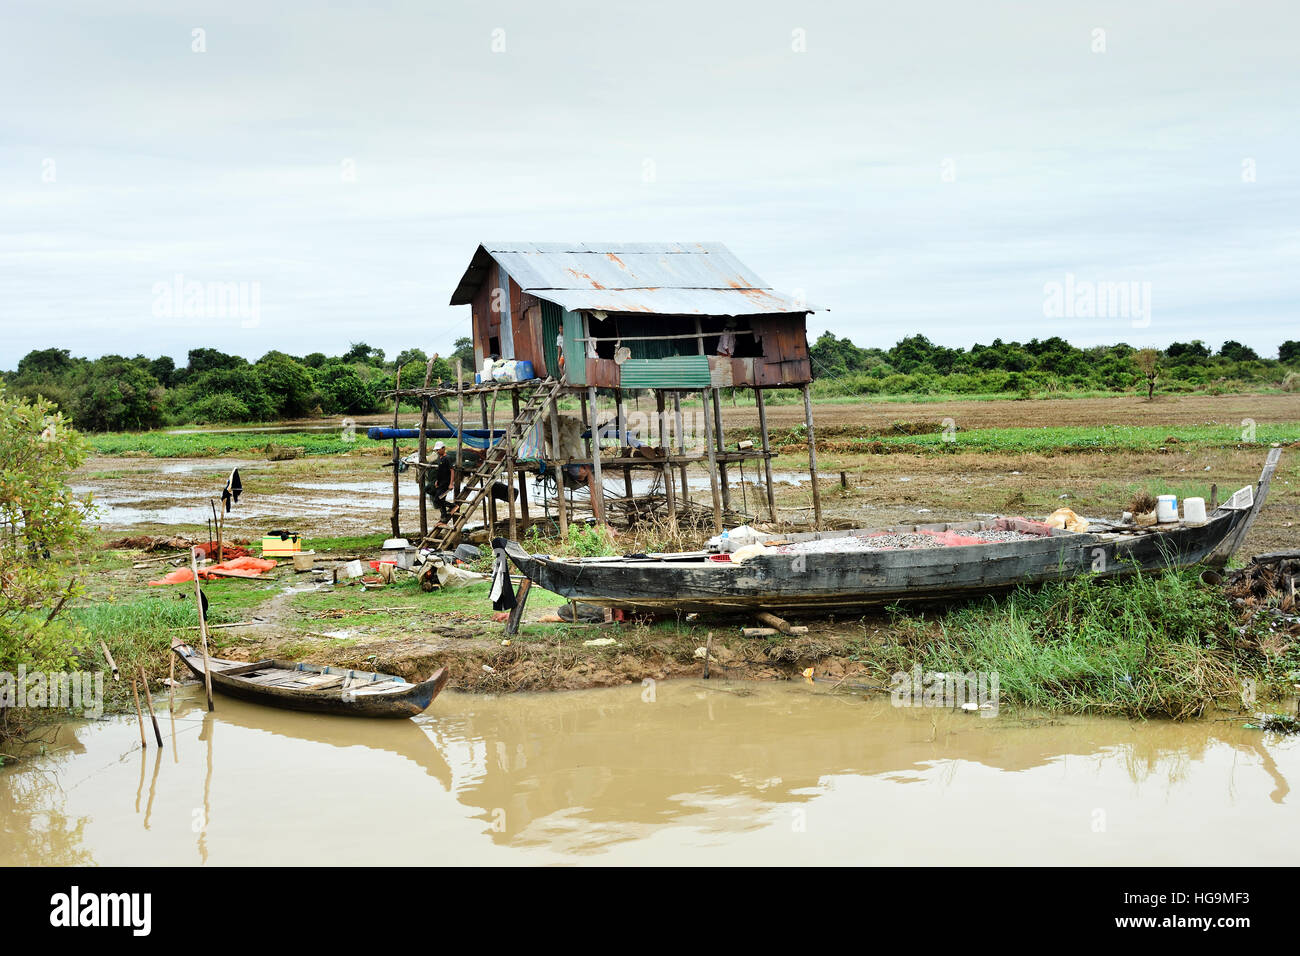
[261,534,302,557]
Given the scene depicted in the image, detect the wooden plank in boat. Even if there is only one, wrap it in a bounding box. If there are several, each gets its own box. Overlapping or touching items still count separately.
[217,659,277,677]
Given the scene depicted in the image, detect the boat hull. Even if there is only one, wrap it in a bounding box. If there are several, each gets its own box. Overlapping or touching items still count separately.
[172,644,450,718]
[503,509,1250,615]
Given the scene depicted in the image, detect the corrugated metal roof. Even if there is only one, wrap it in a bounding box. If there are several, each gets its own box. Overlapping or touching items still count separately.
[450,242,814,315]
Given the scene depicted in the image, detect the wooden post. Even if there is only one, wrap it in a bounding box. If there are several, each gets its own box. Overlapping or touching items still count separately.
[547,397,569,536]
[130,676,147,747]
[486,390,499,534]
[168,654,175,713]
[703,632,713,680]
[802,384,822,530]
[99,640,120,681]
[139,666,163,747]
[580,392,592,459]
[755,387,777,523]
[454,359,465,503]
[418,398,429,538]
[190,549,215,711]
[480,391,494,534]
[673,392,690,507]
[511,390,530,526]
[505,578,532,637]
[505,412,517,541]
[390,368,402,538]
[712,388,731,514]
[701,389,723,534]
[587,386,605,525]
[657,391,676,523]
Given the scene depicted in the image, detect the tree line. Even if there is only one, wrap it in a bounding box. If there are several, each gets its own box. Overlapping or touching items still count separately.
[808,333,1300,398]
[2,338,476,432]
[4,333,1297,432]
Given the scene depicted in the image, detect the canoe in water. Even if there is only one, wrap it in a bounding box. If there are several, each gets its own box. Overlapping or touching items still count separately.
[171,640,449,718]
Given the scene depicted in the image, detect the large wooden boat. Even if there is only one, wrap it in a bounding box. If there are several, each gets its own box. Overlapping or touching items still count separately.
[171,640,450,718]
[502,450,1282,615]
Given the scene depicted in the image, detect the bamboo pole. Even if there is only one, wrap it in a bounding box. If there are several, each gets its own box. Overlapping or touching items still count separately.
[701,389,723,534]
[168,654,175,713]
[480,391,493,534]
[189,549,215,711]
[130,676,147,747]
[99,640,120,681]
[488,388,500,534]
[511,390,529,525]
[139,666,163,747]
[547,397,569,536]
[587,386,605,525]
[756,386,778,523]
[802,384,822,530]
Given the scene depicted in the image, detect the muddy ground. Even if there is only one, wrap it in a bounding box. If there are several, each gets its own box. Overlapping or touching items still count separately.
[79,393,1299,700]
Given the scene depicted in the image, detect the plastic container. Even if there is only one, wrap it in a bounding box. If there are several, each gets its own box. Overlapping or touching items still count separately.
[1156,494,1178,523]
[1183,496,1208,526]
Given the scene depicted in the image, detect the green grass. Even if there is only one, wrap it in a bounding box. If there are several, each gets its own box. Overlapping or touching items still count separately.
[85,430,395,458]
[871,568,1289,718]
[770,422,1300,454]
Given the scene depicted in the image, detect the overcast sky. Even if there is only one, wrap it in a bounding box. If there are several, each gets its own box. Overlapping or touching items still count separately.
[2,0,1296,368]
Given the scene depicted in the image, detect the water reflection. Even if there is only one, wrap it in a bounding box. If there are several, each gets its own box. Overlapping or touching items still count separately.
[0,682,1295,865]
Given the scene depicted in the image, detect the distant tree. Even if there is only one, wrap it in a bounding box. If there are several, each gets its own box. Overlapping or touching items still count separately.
[451,337,475,370]
[1218,340,1258,362]
[73,357,164,431]
[186,347,245,375]
[301,352,327,369]
[1277,341,1300,364]
[342,342,377,364]
[148,355,177,388]
[16,348,75,380]
[394,348,428,370]
[255,353,314,418]
[314,363,372,415]
[1132,348,1159,400]
[1166,340,1210,359]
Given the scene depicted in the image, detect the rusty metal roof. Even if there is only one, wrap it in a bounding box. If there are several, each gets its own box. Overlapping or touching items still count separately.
[449,242,814,315]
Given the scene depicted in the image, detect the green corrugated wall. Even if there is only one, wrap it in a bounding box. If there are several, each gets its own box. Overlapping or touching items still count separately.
[619,355,711,389]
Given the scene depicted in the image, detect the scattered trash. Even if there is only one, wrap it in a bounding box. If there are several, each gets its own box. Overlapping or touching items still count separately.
[1045,507,1090,534]
[148,556,277,584]
[261,532,302,557]
[583,638,618,647]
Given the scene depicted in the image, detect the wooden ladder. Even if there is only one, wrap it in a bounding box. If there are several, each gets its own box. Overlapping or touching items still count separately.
[423,379,562,550]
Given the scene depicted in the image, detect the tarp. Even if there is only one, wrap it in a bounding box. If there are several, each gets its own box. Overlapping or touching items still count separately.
[149,556,277,585]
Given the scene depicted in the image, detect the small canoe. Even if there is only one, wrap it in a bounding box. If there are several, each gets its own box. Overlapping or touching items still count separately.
[171,640,449,718]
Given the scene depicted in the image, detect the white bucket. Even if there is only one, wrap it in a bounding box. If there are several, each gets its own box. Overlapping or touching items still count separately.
[1156,494,1178,523]
[1183,497,1207,526]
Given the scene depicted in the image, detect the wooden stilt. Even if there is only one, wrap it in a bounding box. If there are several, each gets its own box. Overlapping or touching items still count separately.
[168,654,175,713]
[480,391,495,536]
[673,392,690,506]
[756,386,778,523]
[390,368,402,538]
[547,397,569,536]
[587,386,605,525]
[701,389,723,534]
[454,359,465,503]
[418,397,429,538]
[657,391,677,523]
[511,390,530,525]
[712,388,731,514]
[802,383,822,530]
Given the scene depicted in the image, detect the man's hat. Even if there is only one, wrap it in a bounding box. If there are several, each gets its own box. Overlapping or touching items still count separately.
[434,440,446,451]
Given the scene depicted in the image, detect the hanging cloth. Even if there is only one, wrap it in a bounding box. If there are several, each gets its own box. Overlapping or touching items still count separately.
[490,544,517,611]
[221,468,242,513]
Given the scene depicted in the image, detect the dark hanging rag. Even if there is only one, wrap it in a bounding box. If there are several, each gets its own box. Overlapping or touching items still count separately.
[221,468,243,513]
[490,545,516,611]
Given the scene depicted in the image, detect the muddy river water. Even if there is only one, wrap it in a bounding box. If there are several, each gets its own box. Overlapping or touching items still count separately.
[2,682,1296,865]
